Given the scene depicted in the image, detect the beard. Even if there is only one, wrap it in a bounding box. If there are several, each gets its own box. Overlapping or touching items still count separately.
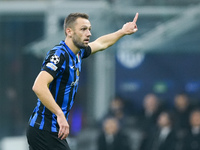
[72,33,87,49]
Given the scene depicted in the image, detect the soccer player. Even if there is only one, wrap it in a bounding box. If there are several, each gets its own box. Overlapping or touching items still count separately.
[26,12,139,150]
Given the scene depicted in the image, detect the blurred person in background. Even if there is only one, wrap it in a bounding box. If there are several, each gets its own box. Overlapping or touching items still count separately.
[103,96,129,127]
[143,111,177,150]
[173,93,191,130]
[138,93,163,150]
[182,108,200,150]
[139,93,163,129]
[172,92,192,147]
[26,12,139,150]
[97,117,131,150]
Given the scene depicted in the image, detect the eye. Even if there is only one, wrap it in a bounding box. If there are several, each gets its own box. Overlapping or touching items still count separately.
[81,27,87,31]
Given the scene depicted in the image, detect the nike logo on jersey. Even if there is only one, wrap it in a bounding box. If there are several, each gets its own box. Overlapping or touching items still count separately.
[70,65,75,69]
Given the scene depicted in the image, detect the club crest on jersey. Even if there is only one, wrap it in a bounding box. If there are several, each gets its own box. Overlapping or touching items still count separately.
[76,68,80,76]
[50,55,60,64]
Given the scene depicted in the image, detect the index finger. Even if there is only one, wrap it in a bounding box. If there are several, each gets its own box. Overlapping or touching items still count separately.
[133,12,139,23]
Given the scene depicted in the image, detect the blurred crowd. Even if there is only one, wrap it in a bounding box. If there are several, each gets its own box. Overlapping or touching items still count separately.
[96,93,200,150]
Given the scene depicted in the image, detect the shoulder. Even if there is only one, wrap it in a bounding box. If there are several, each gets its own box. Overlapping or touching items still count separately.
[80,46,91,59]
[52,45,69,56]
[45,45,70,63]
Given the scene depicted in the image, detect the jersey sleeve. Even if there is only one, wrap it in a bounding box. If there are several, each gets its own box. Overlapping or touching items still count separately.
[82,46,91,59]
[41,49,66,78]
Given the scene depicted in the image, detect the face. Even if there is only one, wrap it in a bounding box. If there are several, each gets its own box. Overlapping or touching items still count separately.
[158,112,171,127]
[143,94,158,112]
[190,111,200,127]
[71,18,92,49]
[103,118,119,135]
[111,99,123,111]
[174,95,188,110]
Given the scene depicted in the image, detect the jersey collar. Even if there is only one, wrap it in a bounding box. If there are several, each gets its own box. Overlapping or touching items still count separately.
[60,40,77,61]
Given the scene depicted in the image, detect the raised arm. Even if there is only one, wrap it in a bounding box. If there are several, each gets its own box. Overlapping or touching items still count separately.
[32,71,69,140]
[89,13,139,54]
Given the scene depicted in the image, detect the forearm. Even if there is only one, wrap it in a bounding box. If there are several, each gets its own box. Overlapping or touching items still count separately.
[89,29,125,54]
[33,83,69,139]
[96,29,125,50]
[33,86,63,116]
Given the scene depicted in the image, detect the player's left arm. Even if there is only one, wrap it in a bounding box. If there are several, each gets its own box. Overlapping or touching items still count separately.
[89,13,139,54]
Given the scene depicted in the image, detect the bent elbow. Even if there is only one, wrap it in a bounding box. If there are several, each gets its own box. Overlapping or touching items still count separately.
[32,84,37,94]
[32,84,36,92]
[32,82,40,94]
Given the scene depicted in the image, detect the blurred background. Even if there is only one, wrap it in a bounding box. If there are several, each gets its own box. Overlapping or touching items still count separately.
[0,0,200,150]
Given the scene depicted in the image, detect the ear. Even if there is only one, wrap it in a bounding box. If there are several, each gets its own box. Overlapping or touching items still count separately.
[66,28,73,38]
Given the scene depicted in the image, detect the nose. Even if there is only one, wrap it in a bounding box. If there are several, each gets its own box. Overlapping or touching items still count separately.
[87,29,92,37]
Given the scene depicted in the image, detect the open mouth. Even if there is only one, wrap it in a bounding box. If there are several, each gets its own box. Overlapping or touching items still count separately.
[84,39,90,43]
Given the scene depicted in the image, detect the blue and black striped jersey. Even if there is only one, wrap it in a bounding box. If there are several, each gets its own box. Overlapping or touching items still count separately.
[29,40,91,132]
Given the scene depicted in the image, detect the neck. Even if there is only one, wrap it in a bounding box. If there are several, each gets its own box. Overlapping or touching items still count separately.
[65,37,80,55]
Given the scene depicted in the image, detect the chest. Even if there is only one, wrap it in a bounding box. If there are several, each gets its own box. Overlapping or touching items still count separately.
[66,54,82,86]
